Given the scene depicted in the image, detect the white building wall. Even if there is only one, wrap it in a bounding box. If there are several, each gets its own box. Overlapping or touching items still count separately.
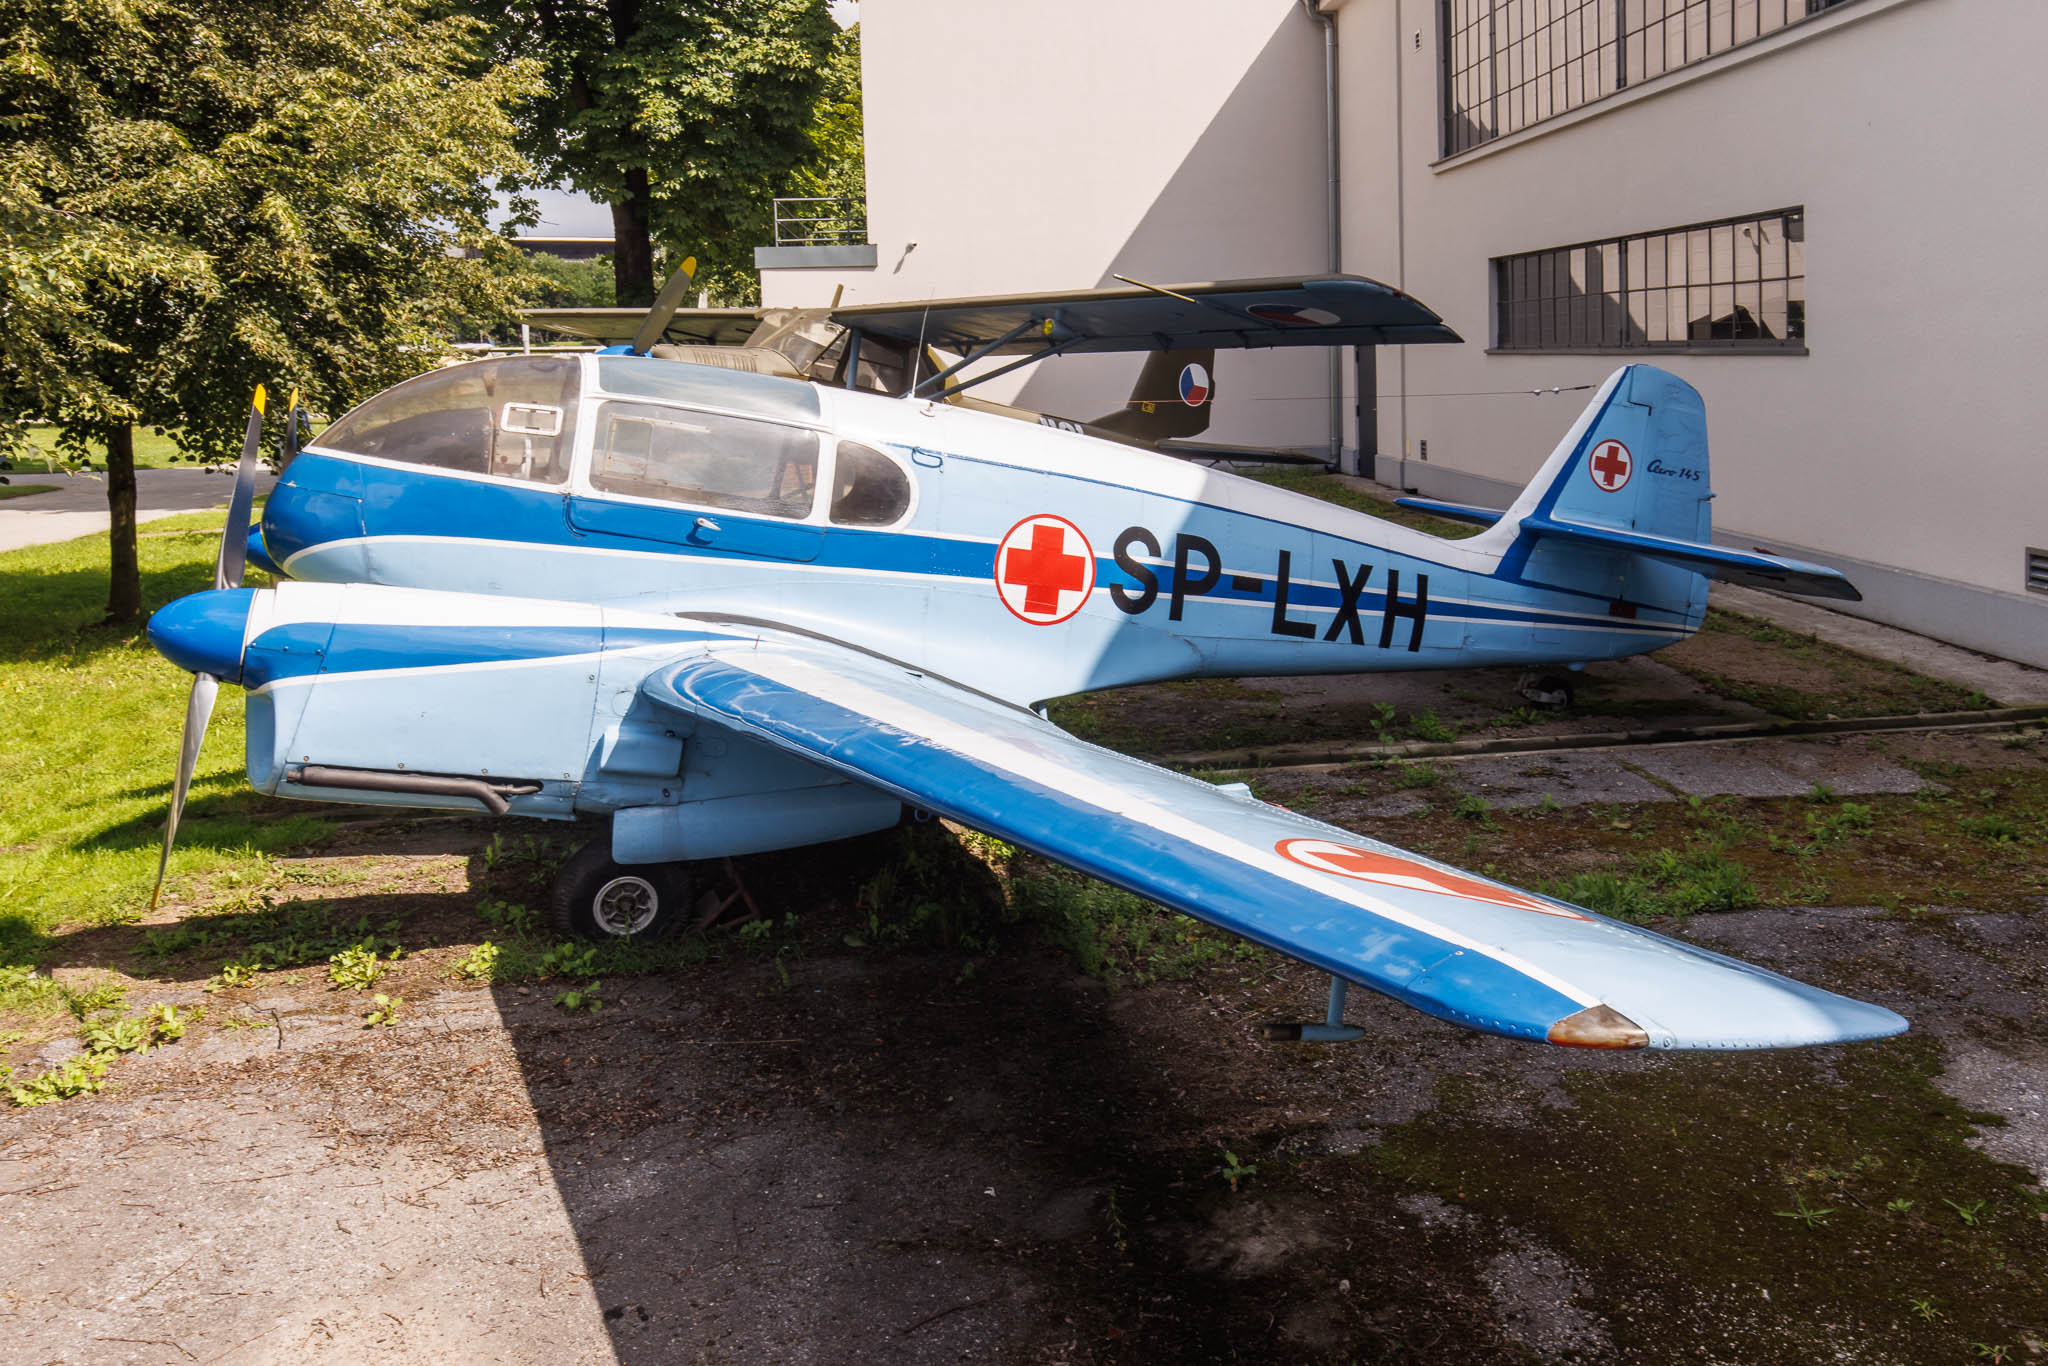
[1339,0,2048,660]
[760,0,1342,451]
[767,0,2048,663]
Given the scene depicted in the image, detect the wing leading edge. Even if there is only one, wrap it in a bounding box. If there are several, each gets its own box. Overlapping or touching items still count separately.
[641,641,1904,1052]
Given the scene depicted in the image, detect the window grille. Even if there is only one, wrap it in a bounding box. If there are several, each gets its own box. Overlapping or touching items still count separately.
[1494,207,1804,352]
[1442,0,1860,156]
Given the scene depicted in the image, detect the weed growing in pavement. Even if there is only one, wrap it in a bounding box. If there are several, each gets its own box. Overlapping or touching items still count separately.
[1391,762,1444,790]
[1541,871,1662,923]
[1807,802,1875,845]
[555,982,603,1013]
[362,994,403,1027]
[1408,709,1459,743]
[59,978,127,1020]
[1806,782,1837,805]
[327,942,396,991]
[6,1052,110,1106]
[479,832,566,889]
[1960,814,2022,845]
[1453,794,1496,825]
[538,942,598,978]
[206,960,259,991]
[476,898,539,936]
[0,966,64,1017]
[1945,1198,1988,1227]
[1368,702,1400,744]
[1889,1199,1917,1214]
[451,941,503,981]
[78,1015,149,1055]
[1216,1150,1258,1193]
[1774,1194,1835,1228]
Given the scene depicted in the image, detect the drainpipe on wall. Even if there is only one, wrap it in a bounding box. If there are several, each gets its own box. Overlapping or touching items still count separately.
[1302,0,1344,471]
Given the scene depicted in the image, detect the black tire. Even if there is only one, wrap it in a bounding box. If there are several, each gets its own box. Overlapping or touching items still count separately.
[548,841,691,942]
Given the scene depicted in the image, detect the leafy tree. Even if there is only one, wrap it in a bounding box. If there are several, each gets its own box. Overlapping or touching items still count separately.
[781,23,866,241]
[0,0,542,621]
[496,0,837,307]
[521,251,618,310]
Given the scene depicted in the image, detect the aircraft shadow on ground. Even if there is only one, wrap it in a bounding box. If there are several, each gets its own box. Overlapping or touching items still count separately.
[476,827,1421,1363]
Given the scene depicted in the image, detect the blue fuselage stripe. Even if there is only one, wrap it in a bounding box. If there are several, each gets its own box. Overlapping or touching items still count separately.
[267,452,1691,638]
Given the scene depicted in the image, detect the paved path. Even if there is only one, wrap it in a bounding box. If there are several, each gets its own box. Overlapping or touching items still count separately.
[1335,474,2048,706]
[0,469,276,553]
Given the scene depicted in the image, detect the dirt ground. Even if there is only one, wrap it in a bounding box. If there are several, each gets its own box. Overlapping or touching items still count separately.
[4,677,2046,1362]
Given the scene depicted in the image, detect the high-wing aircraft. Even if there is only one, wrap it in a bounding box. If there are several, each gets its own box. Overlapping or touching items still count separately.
[524,269,1392,462]
[142,275,1903,1054]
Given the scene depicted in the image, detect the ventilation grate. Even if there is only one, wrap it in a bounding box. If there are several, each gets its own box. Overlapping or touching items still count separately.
[2029,547,2048,596]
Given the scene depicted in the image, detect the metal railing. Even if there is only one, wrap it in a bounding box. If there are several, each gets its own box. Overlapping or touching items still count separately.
[771,196,869,247]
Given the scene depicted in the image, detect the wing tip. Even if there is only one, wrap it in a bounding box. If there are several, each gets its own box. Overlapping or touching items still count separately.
[1546,1003,1651,1050]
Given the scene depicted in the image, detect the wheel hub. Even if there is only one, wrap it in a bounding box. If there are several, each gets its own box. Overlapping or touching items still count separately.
[590,874,660,936]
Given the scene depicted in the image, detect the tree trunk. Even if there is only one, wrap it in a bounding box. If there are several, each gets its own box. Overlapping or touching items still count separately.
[104,423,143,624]
[611,168,655,308]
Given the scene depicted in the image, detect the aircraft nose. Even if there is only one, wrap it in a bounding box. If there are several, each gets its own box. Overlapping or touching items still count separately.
[147,589,257,684]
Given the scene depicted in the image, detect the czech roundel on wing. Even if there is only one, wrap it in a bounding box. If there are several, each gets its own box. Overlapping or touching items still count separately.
[139,270,1904,1061]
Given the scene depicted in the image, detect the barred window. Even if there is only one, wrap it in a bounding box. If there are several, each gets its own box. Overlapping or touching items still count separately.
[1494,208,1804,352]
[1442,0,1860,156]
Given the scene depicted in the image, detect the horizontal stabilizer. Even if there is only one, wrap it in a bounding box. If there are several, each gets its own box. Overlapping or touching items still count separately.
[1393,496,1505,528]
[1526,515,1862,601]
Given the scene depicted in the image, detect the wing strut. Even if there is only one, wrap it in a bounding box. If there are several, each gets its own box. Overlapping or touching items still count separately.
[910,316,1045,397]
[1263,974,1367,1043]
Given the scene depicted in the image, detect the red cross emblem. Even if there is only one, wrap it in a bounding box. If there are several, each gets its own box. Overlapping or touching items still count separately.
[1588,439,1633,492]
[995,515,1095,625]
[1274,837,1588,919]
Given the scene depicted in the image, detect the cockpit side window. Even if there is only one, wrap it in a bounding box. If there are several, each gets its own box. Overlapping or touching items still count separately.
[829,442,912,526]
[590,400,818,520]
[313,357,579,484]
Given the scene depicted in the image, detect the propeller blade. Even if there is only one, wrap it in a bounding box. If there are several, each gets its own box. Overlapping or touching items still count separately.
[279,387,301,469]
[629,255,700,356]
[215,386,265,591]
[149,671,219,912]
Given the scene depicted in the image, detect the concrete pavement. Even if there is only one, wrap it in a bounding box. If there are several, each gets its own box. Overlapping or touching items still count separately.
[0,468,276,553]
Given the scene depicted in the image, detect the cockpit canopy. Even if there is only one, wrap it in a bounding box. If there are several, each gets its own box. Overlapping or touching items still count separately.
[309,354,911,527]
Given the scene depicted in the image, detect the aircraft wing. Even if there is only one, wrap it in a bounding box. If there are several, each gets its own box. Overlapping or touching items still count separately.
[830,274,1462,354]
[640,638,1904,1051]
[521,307,763,347]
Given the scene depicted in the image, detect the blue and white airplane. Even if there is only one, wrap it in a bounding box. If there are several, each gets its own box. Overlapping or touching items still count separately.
[145,276,1903,1053]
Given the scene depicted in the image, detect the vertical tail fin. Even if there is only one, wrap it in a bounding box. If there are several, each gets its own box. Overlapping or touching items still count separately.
[1499,364,1711,542]
[1087,348,1216,443]
[1470,365,1857,603]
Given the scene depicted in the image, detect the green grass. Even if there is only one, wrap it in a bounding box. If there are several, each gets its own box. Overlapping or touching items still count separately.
[0,484,59,501]
[0,509,329,964]
[5,424,189,473]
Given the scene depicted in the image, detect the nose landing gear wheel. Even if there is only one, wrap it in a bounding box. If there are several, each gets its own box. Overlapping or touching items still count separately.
[1515,671,1577,711]
[549,841,691,942]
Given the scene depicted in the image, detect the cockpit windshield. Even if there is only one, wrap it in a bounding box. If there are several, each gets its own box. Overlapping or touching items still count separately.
[313,357,580,483]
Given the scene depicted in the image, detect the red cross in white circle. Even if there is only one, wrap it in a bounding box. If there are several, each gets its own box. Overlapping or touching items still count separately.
[1588,439,1633,492]
[995,515,1095,624]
